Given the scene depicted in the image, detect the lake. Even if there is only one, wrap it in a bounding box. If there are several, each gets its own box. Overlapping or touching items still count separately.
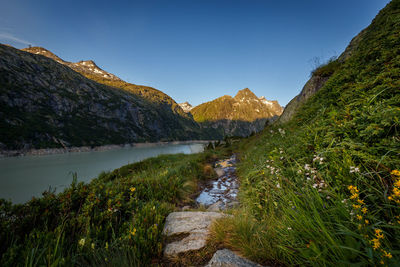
[0,142,205,204]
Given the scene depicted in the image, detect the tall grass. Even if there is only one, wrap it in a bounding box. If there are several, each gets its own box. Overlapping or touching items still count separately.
[212,1,400,265]
[0,149,228,266]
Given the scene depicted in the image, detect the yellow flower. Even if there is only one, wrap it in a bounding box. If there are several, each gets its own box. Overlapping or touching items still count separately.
[130,187,136,193]
[371,238,380,250]
[91,243,95,249]
[350,193,359,200]
[356,215,363,220]
[357,199,365,204]
[130,228,136,236]
[375,229,383,235]
[391,170,400,176]
[383,250,393,259]
[353,204,361,209]
[364,219,369,224]
[78,238,85,247]
[361,207,368,214]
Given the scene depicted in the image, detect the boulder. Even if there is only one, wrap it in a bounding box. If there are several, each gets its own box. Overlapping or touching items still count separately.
[206,249,265,267]
[163,211,224,257]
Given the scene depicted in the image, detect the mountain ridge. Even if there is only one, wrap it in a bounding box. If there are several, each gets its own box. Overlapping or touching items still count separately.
[0,44,219,150]
[190,88,283,136]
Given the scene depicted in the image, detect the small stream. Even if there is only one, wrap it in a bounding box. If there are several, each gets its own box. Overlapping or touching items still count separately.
[196,154,239,209]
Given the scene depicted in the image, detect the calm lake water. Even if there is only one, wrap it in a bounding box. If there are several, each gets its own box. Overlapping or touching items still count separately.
[0,142,205,204]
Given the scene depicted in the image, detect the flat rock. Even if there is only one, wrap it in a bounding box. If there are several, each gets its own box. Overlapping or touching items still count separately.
[164,233,208,256]
[206,249,264,267]
[163,211,225,257]
[163,211,224,236]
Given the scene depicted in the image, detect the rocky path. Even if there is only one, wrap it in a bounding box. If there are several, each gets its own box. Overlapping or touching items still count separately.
[196,154,239,211]
[162,155,263,266]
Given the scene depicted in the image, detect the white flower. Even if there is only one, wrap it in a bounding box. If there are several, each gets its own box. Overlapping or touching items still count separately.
[342,199,347,203]
[313,184,318,188]
[276,183,281,188]
[287,227,292,230]
[326,196,331,199]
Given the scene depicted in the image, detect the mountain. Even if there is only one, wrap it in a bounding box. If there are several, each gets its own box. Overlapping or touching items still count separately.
[178,102,193,113]
[0,45,218,151]
[191,88,283,136]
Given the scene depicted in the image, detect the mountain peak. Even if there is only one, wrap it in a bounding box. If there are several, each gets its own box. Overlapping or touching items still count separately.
[22,46,121,82]
[234,88,258,100]
[178,102,193,113]
[22,46,65,64]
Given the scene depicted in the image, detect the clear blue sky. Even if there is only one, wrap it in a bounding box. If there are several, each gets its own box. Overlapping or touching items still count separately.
[0,0,391,106]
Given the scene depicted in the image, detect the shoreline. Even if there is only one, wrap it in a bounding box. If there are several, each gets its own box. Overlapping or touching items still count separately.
[0,140,215,158]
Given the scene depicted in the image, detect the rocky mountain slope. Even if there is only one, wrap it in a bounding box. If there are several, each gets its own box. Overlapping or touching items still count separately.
[178,102,193,113]
[190,88,283,136]
[278,21,368,123]
[0,45,218,150]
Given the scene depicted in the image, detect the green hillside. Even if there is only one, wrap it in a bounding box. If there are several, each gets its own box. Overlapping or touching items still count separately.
[213,0,400,265]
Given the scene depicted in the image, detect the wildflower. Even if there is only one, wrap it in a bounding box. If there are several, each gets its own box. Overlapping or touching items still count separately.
[375,229,384,239]
[353,204,361,209]
[350,166,360,173]
[276,183,281,188]
[391,170,400,176]
[350,193,359,200]
[361,207,368,214]
[130,187,136,193]
[365,219,369,224]
[91,243,95,249]
[78,238,85,247]
[356,215,362,220]
[342,199,347,203]
[130,228,137,236]
[357,199,365,204]
[383,250,393,259]
[371,238,380,250]
[326,196,331,200]
[105,242,109,250]
[287,227,292,230]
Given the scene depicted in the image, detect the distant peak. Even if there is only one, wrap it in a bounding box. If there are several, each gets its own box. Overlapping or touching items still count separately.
[22,46,65,63]
[234,88,258,99]
[178,102,193,113]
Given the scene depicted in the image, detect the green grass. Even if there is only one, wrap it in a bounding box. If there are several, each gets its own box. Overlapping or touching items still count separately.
[0,148,229,266]
[211,1,400,266]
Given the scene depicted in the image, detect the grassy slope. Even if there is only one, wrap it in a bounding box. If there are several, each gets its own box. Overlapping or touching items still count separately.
[0,148,232,266]
[212,1,400,266]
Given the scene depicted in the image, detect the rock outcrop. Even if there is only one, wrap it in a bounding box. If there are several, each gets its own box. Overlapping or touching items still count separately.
[162,211,224,257]
[278,22,368,124]
[206,249,264,267]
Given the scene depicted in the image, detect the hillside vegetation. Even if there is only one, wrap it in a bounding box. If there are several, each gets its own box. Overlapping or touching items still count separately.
[191,88,283,137]
[212,0,400,265]
[0,148,231,266]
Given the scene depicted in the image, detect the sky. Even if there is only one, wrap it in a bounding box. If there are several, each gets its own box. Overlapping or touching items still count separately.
[0,0,391,106]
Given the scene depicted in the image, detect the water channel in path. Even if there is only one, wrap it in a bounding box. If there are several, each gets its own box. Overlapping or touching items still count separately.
[0,142,205,204]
